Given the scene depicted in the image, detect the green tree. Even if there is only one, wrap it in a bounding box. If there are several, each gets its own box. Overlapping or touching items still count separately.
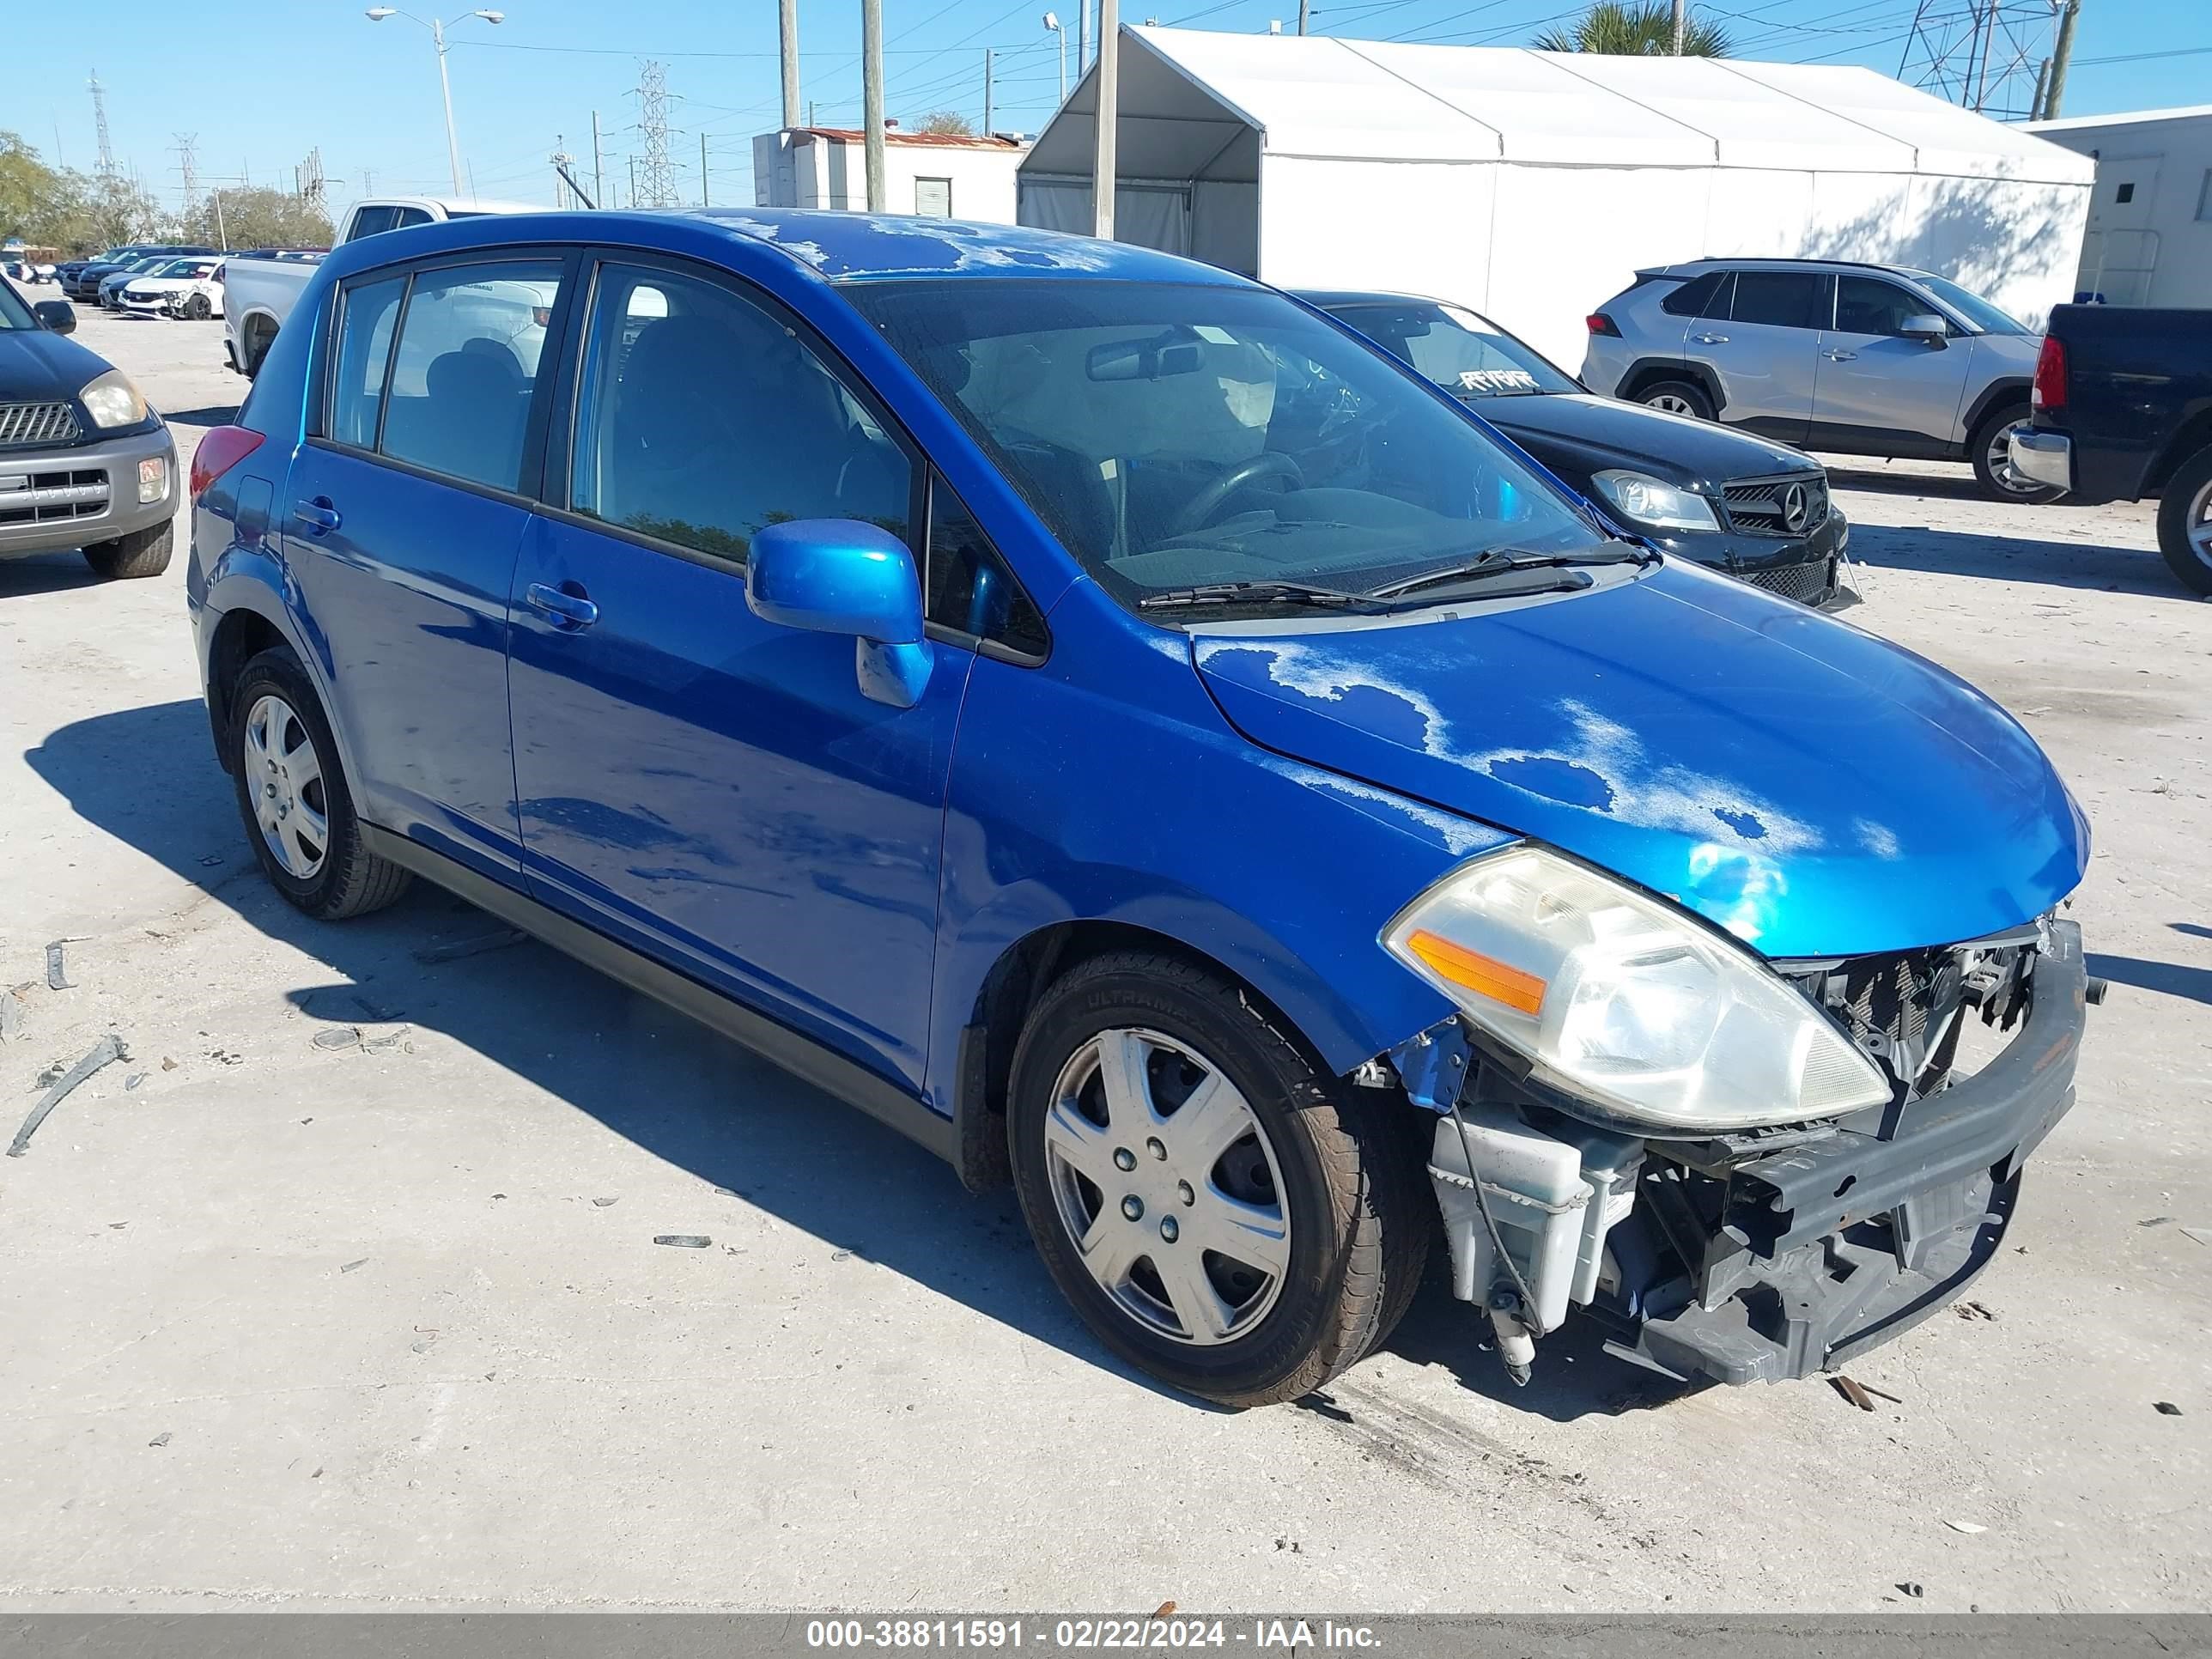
[184,186,334,252]
[1534,0,1735,55]
[914,110,976,136]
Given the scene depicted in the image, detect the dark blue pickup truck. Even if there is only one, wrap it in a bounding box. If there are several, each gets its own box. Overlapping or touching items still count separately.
[2010,304,2212,592]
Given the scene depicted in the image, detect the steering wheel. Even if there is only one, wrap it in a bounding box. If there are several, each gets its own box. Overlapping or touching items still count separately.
[1169,451,1304,536]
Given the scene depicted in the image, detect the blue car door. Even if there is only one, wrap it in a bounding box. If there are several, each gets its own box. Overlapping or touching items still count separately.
[282,253,571,878]
[507,257,981,1096]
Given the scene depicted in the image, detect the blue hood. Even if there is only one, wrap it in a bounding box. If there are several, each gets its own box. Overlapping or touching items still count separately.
[1192,564,2087,959]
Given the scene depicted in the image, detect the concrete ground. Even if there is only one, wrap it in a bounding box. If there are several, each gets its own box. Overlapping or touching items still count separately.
[1,307,2205,1613]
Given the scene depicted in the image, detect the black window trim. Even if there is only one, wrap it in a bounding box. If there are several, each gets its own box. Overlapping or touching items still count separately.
[535,246,1048,665]
[308,245,582,510]
[921,469,1052,668]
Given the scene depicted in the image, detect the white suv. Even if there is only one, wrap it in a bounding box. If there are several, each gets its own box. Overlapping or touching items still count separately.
[1583,258,2053,501]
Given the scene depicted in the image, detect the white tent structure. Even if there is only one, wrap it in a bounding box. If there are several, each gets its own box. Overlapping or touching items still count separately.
[1018,27,2095,365]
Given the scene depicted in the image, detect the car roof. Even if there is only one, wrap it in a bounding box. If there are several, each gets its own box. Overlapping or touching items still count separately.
[323,206,1258,289]
[1655,257,1937,280]
[1297,288,1454,310]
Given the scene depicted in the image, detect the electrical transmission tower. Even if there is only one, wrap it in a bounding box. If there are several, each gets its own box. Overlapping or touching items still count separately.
[1899,0,2057,120]
[298,148,327,211]
[88,70,116,177]
[631,59,680,209]
[172,134,200,217]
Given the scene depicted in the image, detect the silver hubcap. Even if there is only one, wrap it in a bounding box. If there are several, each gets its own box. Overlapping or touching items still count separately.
[1648,392,1697,417]
[2190,477,2212,564]
[243,693,329,880]
[1042,1028,1291,1346]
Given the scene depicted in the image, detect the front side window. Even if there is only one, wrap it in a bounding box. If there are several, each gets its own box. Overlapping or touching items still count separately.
[1324,301,1578,398]
[378,259,563,490]
[1729,270,1826,330]
[847,278,1605,610]
[1833,276,1931,337]
[570,263,911,563]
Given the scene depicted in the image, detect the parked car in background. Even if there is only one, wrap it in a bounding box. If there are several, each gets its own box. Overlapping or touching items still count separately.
[99,256,177,311]
[63,245,216,302]
[223,196,537,377]
[0,285,179,579]
[189,209,2092,1408]
[2012,303,2212,592]
[1307,289,1847,605]
[1583,258,2055,502]
[118,257,226,319]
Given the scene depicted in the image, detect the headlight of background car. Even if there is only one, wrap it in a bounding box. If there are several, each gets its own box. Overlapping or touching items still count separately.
[1591,469,1720,533]
[1383,844,1889,1132]
[79,368,148,429]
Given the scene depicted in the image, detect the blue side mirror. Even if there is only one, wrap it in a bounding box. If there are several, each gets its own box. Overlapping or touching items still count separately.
[745,518,933,708]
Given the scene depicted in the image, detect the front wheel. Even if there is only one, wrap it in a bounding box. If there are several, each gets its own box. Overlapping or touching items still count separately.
[2157,445,2212,596]
[1008,951,1428,1407]
[1971,405,2063,503]
[82,520,173,580]
[185,292,211,321]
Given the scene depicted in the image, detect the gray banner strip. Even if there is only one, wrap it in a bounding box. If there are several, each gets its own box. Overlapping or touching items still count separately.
[0,1616,2208,1659]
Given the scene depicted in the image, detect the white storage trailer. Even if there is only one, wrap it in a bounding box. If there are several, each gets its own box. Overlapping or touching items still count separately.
[2027,105,2212,308]
[1018,27,2095,367]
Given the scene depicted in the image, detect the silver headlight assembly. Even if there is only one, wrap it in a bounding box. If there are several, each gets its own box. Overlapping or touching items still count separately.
[79,368,148,429]
[1382,844,1888,1133]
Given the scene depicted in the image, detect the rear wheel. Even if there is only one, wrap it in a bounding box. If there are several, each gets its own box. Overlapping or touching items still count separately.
[1638,380,1714,422]
[82,520,173,580]
[1008,951,1428,1407]
[2156,444,2212,596]
[1970,404,2063,502]
[228,648,411,920]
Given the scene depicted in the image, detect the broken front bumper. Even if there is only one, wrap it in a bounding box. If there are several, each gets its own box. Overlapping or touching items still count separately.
[1612,919,2088,1385]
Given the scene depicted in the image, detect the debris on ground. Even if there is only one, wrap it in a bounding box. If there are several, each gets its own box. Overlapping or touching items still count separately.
[0,987,24,1042]
[124,1072,145,1091]
[1831,1376,1876,1412]
[410,1326,440,1353]
[1898,1583,1923,1599]
[654,1235,712,1249]
[147,1432,170,1448]
[1152,1602,1176,1619]
[311,1028,358,1052]
[591,1197,617,1207]
[340,1259,368,1273]
[45,942,74,991]
[2179,1227,2210,1248]
[2139,1216,2176,1228]
[1944,1519,1988,1534]
[311,1024,413,1055]
[8,1033,128,1158]
[160,1057,177,1071]
[414,928,527,964]
[1954,1300,1997,1321]
[2155,1401,2183,1416]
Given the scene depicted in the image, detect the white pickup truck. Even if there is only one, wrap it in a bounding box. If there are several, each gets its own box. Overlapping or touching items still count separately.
[222,194,540,378]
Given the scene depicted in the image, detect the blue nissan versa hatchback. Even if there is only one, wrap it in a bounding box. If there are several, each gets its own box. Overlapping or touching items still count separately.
[186,210,2094,1407]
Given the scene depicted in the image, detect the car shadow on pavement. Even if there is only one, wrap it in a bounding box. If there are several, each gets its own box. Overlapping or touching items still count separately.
[1823,464,1988,501]
[2087,951,2212,1009]
[1843,517,2186,600]
[26,697,1241,1413]
[160,404,241,427]
[0,550,106,597]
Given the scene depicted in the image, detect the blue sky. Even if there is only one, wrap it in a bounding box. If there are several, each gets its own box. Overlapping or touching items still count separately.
[9,0,2202,215]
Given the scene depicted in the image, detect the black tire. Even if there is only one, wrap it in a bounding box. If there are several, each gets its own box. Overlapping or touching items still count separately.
[228,647,411,921]
[1638,379,1715,422]
[1970,404,2063,503]
[2156,444,2212,596]
[1008,951,1430,1407]
[185,292,211,321]
[82,519,173,580]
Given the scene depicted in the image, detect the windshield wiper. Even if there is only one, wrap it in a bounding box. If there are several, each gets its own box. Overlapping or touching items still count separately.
[1136,579,1386,612]
[1365,545,1648,601]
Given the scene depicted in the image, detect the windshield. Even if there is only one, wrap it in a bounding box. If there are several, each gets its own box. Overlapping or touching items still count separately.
[1324,300,1580,398]
[1912,272,2030,336]
[153,260,199,278]
[0,282,33,331]
[847,279,1604,610]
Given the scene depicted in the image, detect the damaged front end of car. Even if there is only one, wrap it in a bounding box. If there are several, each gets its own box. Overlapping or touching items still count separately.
[1381,844,2100,1389]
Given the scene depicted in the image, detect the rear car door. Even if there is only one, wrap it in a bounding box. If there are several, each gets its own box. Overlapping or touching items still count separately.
[1692,270,1826,443]
[507,256,1035,1094]
[1811,274,1974,453]
[280,250,571,879]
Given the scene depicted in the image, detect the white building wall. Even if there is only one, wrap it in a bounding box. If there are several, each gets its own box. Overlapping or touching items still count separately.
[752,132,1025,222]
[2032,111,2212,307]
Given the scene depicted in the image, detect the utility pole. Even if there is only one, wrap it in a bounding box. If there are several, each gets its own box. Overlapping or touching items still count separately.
[1297,0,1310,33]
[701,132,710,205]
[553,138,573,207]
[984,49,994,138]
[1670,0,1684,52]
[212,191,228,251]
[1093,0,1117,238]
[591,111,605,210]
[2043,0,2080,117]
[780,0,802,130]
[862,0,886,213]
[629,155,639,209]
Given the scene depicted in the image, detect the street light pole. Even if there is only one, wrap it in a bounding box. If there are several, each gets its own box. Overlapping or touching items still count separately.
[365,7,506,198]
[1045,12,1066,103]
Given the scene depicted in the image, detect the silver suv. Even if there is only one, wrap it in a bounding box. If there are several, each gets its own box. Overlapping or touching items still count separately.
[1583,258,2053,501]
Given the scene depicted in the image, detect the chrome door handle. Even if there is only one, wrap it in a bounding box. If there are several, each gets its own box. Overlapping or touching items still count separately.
[524,580,599,630]
[1690,333,1729,344]
[293,497,341,535]
[1822,349,1858,362]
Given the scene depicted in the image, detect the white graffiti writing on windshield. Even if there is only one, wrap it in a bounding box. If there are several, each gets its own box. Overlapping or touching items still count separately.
[1457,368,1541,393]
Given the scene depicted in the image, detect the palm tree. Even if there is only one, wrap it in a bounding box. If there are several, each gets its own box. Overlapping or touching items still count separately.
[1534,0,1735,56]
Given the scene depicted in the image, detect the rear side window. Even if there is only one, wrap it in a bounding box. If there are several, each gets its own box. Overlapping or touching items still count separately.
[327,276,406,449]
[1658,270,1727,317]
[377,260,564,491]
[1729,271,1826,330]
[927,481,1048,657]
[569,262,911,564]
[344,205,399,242]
